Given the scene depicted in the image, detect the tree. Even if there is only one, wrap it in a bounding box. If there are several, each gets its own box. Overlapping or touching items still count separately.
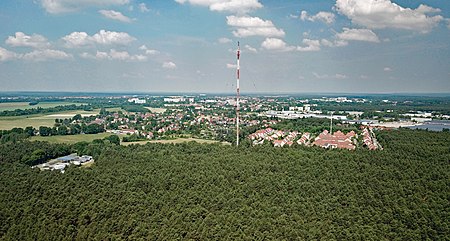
[57,126,68,135]
[72,114,82,121]
[39,126,52,136]
[104,135,120,145]
[24,126,35,136]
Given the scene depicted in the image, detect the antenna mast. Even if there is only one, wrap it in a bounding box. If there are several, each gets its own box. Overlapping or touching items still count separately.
[330,113,333,135]
[236,41,240,146]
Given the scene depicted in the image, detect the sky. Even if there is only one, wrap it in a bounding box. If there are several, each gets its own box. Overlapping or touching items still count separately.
[0,0,449,94]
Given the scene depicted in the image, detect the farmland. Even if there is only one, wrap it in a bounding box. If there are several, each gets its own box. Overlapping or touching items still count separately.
[0,110,100,130]
[0,102,84,111]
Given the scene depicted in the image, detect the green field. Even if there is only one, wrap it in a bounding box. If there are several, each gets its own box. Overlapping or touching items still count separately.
[145,107,167,113]
[0,102,84,111]
[30,133,115,144]
[0,110,100,130]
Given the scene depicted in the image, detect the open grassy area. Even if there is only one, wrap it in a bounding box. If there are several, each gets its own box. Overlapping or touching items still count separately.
[144,107,166,113]
[0,110,100,130]
[30,133,115,144]
[0,102,84,111]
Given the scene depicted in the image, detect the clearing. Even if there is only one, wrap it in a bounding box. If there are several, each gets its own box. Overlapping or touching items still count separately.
[145,107,167,113]
[30,133,116,144]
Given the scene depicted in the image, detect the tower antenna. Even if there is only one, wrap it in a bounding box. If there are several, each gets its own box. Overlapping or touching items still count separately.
[236,41,240,146]
[330,112,333,135]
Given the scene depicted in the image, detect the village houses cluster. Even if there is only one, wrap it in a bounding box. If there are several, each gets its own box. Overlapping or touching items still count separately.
[248,127,381,151]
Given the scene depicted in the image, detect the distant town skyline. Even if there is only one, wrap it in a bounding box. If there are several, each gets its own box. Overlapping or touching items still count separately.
[0,0,449,93]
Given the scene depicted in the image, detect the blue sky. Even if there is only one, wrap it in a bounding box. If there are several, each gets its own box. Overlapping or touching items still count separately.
[0,0,449,93]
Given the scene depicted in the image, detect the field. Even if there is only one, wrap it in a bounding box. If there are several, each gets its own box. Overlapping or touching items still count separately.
[30,133,115,144]
[145,107,167,113]
[0,102,84,111]
[0,110,100,130]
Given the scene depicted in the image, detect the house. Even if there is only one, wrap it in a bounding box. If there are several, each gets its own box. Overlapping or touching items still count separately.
[297,132,311,145]
[313,130,356,150]
[57,154,78,163]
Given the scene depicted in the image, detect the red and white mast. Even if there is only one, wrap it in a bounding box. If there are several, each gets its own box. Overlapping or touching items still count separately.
[236,41,240,146]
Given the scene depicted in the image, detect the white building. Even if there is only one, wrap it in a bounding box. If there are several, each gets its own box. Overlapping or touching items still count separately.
[164,97,185,103]
[128,98,146,104]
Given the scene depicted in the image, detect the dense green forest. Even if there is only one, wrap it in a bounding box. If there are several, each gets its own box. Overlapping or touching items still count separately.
[0,129,449,240]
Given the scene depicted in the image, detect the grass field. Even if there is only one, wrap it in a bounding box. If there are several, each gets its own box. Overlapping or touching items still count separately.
[144,107,167,113]
[0,102,84,111]
[0,110,100,130]
[30,133,115,144]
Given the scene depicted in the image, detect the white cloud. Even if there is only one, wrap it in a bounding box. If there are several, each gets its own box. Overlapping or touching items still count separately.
[80,49,147,61]
[99,10,132,23]
[320,39,334,47]
[297,39,321,52]
[261,38,295,52]
[384,67,392,72]
[163,61,177,69]
[109,49,131,60]
[62,30,136,47]
[226,15,285,38]
[139,45,159,55]
[313,72,347,79]
[416,4,441,14]
[22,49,72,61]
[244,44,257,53]
[40,0,130,14]
[175,0,262,14]
[300,11,335,24]
[61,32,91,47]
[92,30,136,45]
[320,38,348,48]
[5,32,50,48]
[0,47,19,61]
[336,28,380,43]
[218,37,232,44]
[261,38,321,52]
[139,3,150,12]
[335,0,444,33]
[335,74,348,79]
[96,51,110,60]
[0,47,72,62]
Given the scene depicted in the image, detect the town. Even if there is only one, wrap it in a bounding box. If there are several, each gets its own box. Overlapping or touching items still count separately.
[2,94,449,150]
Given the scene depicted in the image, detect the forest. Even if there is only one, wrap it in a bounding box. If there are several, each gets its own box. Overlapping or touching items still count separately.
[0,128,449,240]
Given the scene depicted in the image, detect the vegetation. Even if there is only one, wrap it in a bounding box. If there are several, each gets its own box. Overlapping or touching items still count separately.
[273,117,359,134]
[121,105,149,113]
[30,133,117,144]
[0,104,93,117]
[0,101,82,112]
[0,129,449,239]
[0,140,72,166]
